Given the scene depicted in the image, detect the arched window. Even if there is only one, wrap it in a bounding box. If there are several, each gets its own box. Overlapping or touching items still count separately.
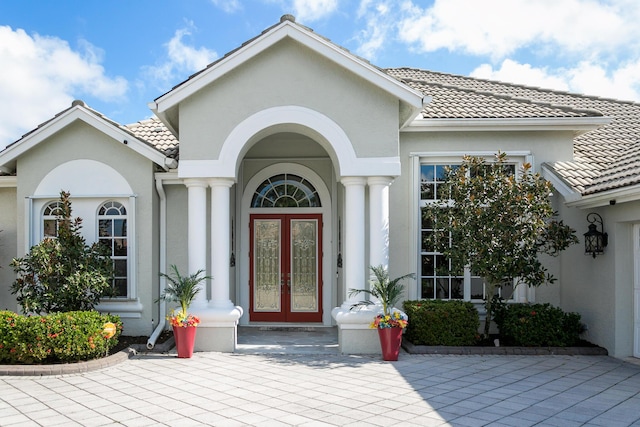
[251,174,321,208]
[43,201,64,238]
[98,201,128,297]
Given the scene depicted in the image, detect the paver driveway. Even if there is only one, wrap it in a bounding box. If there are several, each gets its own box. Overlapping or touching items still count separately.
[1,352,640,426]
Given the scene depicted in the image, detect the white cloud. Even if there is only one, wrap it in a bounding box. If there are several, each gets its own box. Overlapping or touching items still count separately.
[143,25,218,89]
[210,0,242,13]
[470,59,640,102]
[398,0,640,61]
[470,60,570,91]
[293,0,338,23]
[0,26,127,148]
[354,1,394,60]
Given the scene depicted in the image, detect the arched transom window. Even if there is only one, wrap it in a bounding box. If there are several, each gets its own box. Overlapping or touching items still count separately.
[251,174,321,208]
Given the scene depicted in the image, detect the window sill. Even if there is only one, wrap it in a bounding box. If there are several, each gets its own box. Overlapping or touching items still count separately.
[95,299,143,318]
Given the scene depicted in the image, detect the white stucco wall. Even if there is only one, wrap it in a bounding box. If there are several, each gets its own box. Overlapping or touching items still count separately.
[0,186,17,311]
[556,198,640,357]
[178,38,400,166]
[14,121,159,336]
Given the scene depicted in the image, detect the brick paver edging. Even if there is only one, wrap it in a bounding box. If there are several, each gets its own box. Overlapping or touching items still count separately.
[0,349,132,376]
[403,340,609,355]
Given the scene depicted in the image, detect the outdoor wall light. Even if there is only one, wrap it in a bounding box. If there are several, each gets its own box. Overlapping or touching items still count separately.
[584,212,608,258]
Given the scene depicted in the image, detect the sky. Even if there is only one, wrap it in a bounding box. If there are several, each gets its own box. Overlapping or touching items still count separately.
[1,0,640,149]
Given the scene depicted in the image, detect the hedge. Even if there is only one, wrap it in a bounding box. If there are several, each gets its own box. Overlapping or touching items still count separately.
[493,303,584,347]
[403,300,480,346]
[0,311,122,364]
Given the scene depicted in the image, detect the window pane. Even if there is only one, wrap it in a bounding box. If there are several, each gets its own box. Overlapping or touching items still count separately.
[114,239,127,256]
[471,277,484,300]
[113,279,127,297]
[451,278,464,299]
[421,255,435,276]
[114,219,127,237]
[43,220,57,237]
[421,278,434,299]
[114,259,127,277]
[99,238,113,251]
[99,220,112,237]
[436,278,449,299]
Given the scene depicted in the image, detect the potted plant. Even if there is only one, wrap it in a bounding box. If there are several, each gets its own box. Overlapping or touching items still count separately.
[349,265,414,361]
[157,265,210,358]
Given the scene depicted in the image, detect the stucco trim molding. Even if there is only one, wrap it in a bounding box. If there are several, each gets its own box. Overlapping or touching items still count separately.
[177,105,402,179]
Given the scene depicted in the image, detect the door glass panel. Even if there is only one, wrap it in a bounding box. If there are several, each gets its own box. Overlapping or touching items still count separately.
[290,219,318,312]
[254,219,281,312]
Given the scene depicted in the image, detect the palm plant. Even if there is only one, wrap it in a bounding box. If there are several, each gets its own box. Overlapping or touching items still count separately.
[157,265,209,316]
[349,265,415,315]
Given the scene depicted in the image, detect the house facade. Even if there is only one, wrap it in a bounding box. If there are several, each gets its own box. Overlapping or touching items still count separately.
[1,16,638,358]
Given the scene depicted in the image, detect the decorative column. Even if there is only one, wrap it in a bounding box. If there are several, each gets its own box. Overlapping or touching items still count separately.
[367,176,392,271]
[184,179,209,308]
[209,178,234,309]
[341,176,367,305]
[332,176,379,354]
[188,178,243,353]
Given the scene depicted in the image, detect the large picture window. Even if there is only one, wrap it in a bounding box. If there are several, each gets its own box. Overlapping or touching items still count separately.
[98,201,128,297]
[419,160,517,301]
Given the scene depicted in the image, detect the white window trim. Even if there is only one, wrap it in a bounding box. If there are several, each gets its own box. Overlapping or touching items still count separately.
[26,194,142,317]
[411,151,534,305]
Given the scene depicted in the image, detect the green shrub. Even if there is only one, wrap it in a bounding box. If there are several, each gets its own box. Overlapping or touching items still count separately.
[10,191,114,313]
[0,311,122,364]
[403,300,480,346]
[494,303,584,346]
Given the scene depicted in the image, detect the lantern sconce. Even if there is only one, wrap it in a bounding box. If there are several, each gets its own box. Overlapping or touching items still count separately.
[584,212,608,258]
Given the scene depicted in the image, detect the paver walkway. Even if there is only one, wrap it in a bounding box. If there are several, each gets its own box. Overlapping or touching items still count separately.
[1,351,640,426]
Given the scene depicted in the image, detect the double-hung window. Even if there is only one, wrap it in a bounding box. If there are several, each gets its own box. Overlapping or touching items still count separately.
[98,201,128,297]
[418,154,526,302]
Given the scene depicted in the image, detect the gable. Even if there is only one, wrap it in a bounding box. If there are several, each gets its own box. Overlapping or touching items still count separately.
[150,16,424,139]
[176,37,407,164]
[0,102,177,175]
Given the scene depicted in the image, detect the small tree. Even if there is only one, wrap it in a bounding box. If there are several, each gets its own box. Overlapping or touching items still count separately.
[11,191,114,313]
[423,153,578,337]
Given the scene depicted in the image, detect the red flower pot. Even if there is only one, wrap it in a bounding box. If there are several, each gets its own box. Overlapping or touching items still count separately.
[173,326,197,358]
[377,327,403,361]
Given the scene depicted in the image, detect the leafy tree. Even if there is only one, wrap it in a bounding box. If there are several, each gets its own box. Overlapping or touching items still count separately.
[10,191,114,313]
[423,153,578,337]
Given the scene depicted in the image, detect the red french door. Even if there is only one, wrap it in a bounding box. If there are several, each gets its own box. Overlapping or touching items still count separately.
[249,214,323,322]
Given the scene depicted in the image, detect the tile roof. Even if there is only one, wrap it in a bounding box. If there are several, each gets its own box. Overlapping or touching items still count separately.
[125,118,179,159]
[399,79,600,119]
[387,68,640,196]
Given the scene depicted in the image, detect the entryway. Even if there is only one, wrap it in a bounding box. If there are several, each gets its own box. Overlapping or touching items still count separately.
[236,326,338,354]
[249,214,323,322]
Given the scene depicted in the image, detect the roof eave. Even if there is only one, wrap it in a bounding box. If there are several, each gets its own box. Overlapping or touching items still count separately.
[541,164,582,203]
[402,116,611,133]
[0,105,176,173]
[566,184,640,208]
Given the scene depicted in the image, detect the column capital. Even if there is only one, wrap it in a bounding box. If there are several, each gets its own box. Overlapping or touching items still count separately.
[209,177,235,188]
[183,178,209,188]
[340,176,367,187]
[367,176,394,187]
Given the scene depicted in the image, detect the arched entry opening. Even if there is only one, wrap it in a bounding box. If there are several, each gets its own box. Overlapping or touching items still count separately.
[239,163,333,325]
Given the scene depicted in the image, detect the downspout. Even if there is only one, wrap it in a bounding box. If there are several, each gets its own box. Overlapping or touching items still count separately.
[147,175,168,349]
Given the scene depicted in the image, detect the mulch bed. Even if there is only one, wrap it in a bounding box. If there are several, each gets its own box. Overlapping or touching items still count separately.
[403,338,608,355]
[110,330,174,354]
